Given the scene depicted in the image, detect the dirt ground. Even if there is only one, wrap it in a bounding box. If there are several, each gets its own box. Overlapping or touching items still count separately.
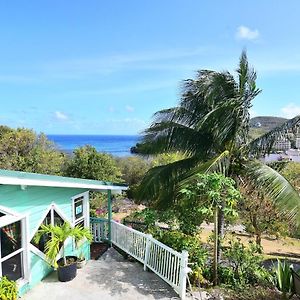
[199,225,300,260]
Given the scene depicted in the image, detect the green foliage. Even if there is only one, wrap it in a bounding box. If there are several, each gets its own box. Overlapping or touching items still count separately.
[282,162,300,193]
[134,50,300,228]
[34,222,92,268]
[150,229,208,285]
[178,173,241,235]
[117,156,149,185]
[64,145,122,182]
[215,238,271,288]
[125,208,159,227]
[275,259,293,299]
[150,152,187,167]
[0,277,18,300]
[240,181,290,245]
[116,156,150,199]
[0,127,65,175]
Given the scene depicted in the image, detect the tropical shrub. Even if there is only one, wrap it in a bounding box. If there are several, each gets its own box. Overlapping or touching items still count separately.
[0,127,65,175]
[275,259,293,299]
[34,222,92,268]
[239,181,290,246]
[64,145,122,182]
[214,238,272,288]
[0,276,18,300]
[149,229,208,285]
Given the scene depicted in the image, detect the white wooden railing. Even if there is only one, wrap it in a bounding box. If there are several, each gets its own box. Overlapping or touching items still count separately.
[90,217,109,242]
[110,220,190,299]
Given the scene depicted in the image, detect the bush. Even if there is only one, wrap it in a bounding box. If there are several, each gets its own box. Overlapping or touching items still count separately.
[124,208,159,231]
[215,238,272,288]
[151,229,208,285]
[0,277,18,300]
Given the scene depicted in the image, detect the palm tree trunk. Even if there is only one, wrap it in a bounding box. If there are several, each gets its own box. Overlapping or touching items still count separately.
[213,206,219,286]
[217,202,225,264]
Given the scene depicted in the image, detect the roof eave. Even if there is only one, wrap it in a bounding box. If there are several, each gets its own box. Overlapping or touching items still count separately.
[0,176,128,191]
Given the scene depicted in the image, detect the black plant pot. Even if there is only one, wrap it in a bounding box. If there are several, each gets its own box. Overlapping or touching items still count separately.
[57,256,78,282]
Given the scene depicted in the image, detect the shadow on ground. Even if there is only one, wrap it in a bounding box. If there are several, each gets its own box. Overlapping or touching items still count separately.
[22,248,180,300]
[85,247,178,299]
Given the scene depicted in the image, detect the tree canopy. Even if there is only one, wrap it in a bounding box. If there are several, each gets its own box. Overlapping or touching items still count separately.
[134,51,300,225]
[0,127,65,175]
[64,145,122,182]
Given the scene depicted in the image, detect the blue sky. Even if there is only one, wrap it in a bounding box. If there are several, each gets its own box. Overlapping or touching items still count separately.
[1,1,300,135]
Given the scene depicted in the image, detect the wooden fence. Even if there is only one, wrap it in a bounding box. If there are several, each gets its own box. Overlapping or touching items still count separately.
[90,217,109,242]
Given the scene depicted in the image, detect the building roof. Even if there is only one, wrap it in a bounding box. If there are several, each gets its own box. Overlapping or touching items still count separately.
[0,169,128,192]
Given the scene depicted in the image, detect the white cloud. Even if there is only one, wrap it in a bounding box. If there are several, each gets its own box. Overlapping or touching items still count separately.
[125,105,134,112]
[236,26,260,40]
[281,103,300,119]
[54,111,68,121]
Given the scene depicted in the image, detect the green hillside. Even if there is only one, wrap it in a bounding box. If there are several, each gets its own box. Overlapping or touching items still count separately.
[249,116,288,140]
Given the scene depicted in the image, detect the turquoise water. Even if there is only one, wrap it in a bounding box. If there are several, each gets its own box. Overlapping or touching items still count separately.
[47,135,140,157]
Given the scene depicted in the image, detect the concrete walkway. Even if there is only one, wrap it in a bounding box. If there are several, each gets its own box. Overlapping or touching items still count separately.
[22,248,180,300]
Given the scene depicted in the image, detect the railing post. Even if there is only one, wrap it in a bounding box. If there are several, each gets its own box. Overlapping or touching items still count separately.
[143,234,152,271]
[107,189,112,246]
[178,250,189,300]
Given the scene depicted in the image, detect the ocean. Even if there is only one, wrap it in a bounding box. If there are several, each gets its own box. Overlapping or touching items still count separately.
[47,135,140,157]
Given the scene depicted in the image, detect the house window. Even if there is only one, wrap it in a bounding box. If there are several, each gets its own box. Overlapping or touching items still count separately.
[31,207,65,254]
[0,212,27,282]
[73,194,88,228]
[74,197,84,221]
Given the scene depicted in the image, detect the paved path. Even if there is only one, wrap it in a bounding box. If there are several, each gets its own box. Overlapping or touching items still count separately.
[22,248,180,300]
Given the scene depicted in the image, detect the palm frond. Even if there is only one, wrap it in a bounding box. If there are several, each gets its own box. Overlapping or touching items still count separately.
[180,150,231,184]
[137,121,214,156]
[243,160,300,225]
[136,156,201,208]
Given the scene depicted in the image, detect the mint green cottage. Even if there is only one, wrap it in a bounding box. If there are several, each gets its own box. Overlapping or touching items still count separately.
[0,169,127,296]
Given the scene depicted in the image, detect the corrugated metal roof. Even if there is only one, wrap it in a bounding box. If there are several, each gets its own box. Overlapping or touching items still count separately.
[0,169,128,191]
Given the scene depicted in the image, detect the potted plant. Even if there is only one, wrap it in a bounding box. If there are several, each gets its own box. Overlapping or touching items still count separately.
[34,222,92,282]
[0,276,18,300]
[77,250,87,269]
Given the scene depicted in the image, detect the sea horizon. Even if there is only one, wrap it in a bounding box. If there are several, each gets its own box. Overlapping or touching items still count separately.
[47,134,140,157]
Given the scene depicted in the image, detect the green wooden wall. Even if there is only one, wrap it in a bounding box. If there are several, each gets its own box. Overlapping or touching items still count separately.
[0,185,90,296]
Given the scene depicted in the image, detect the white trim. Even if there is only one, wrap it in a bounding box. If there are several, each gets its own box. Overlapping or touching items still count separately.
[0,176,127,191]
[29,244,54,267]
[29,244,47,261]
[1,248,24,262]
[29,204,52,241]
[0,215,22,228]
[0,214,29,282]
[23,213,30,281]
[29,204,70,261]
[86,193,90,229]
[72,192,89,227]
[29,203,70,241]
[52,203,70,225]
[0,205,21,217]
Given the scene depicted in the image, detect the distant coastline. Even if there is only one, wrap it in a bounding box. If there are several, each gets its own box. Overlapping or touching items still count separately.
[47,134,140,157]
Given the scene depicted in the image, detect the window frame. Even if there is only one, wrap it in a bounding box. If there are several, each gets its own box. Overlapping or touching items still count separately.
[0,207,29,284]
[29,204,69,260]
[72,192,89,228]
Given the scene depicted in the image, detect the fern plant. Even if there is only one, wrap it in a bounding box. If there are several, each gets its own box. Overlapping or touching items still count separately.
[34,222,92,268]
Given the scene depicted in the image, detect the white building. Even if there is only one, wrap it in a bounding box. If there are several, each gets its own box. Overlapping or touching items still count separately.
[296,137,300,149]
[273,139,291,151]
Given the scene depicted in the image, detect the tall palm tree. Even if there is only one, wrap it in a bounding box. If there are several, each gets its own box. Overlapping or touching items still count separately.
[135,50,300,229]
